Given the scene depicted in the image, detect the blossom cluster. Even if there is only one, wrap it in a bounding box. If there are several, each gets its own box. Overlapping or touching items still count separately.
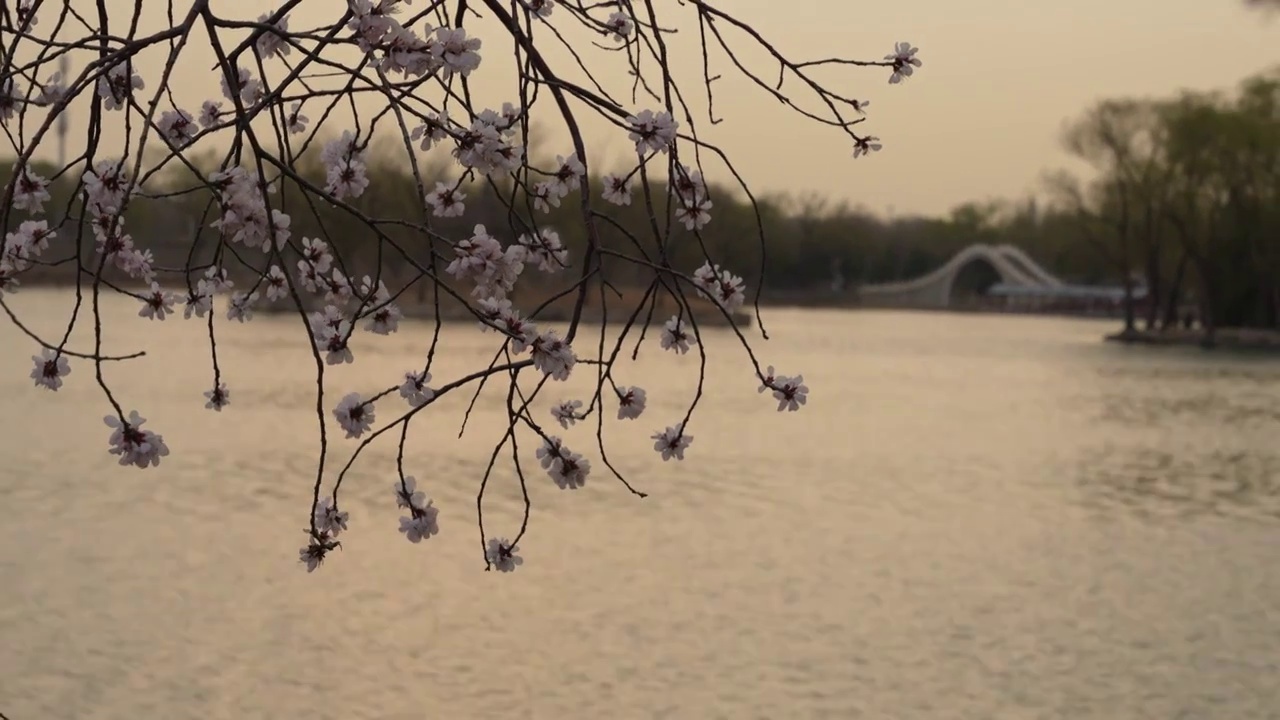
[1,0,920,574]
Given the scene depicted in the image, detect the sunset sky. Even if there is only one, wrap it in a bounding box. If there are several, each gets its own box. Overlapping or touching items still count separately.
[24,0,1280,219]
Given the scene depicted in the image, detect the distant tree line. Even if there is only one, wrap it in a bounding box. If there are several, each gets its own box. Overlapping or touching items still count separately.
[6,71,1274,335]
[1048,68,1280,339]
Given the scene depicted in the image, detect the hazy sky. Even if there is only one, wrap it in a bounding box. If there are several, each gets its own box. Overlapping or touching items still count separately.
[27,1,1280,218]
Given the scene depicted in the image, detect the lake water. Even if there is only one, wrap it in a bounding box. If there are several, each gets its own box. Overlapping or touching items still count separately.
[2,290,1279,720]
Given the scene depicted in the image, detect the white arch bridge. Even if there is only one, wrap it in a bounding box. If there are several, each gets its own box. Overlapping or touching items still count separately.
[857,243,1136,311]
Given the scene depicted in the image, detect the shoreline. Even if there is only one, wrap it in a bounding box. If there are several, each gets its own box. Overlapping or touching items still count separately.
[5,279,754,328]
[1104,327,1280,353]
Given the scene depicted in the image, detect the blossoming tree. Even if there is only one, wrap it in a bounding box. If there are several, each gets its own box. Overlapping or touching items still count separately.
[0,0,921,572]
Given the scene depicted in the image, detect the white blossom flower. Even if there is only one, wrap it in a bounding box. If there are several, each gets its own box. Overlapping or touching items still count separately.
[333,393,374,438]
[199,100,223,129]
[298,536,336,573]
[323,269,354,305]
[104,410,170,468]
[530,181,561,213]
[530,329,576,380]
[411,111,450,151]
[626,109,678,155]
[395,476,440,544]
[425,182,466,217]
[38,72,65,104]
[83,159,131,211]
[445,224,525,299]
[660,315,692,354]
[692,261,747,311]
[675,196,713,231]
[616,386,646,420]
[852,135,883,159]
[399,509,440,543]
[526,0,554,18]
[516,228,568,273]
[184,281,214,319]
[204,264,234,293]
[97,62,144,111]
[601,174,632,206]
[227,291,259,322]
[356,276,401,334]
[886,41,922,84]
[313,497,349,537]
[394,476,427,510]
[399,370,434,407]
[321,131,369,201]
[254,12,291,59]
[138,283,175,320]
[769,374,809,412]
[547,152,585,197]
[538,436,590,490]
[286,101,308,134]
[433,26,482,77]
[757,365,777,394]
[551,399,583,429]
[311,310,354,365]
[486,537,523,572]
[13,167,50,214]
[605,11,634,41]
[264,265,289,301]
[204,382,230,411]
[30,348,70,391]
[157,108,197,148]
[300,237,333,274]
[652,423,692,461]
[479,299,538,353]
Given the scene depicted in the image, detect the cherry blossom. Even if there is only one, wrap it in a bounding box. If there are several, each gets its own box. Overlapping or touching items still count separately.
[12,167,51,213]
[769,374,810,412]
[660,315,693,354]
[616,386,646,420]
[692,262,747,312]
[627,109,679,154]
[227,291,257,322]
[551,399,584,429]
[104,411,170,468]
[138,283,176,321]
[536,436,591,490]
[333,393,375,438]
[886,41,923,84]
[605,11,634,41]
[516,228,568,273]
[204,383,230,411]
[530,330,576,380]
[853,136,883,159]
[30,348,70,391]
[602,174,632,206]
[424,182,465,217]
[399,370,434,407]
[286,102,309,134]
[255,13,291,59]
[313,497,349,537]
[652,423,692,461]
[395,476,441,543]
[157,109,198,148]
[97,62,143,111]
[486,538,523,572]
